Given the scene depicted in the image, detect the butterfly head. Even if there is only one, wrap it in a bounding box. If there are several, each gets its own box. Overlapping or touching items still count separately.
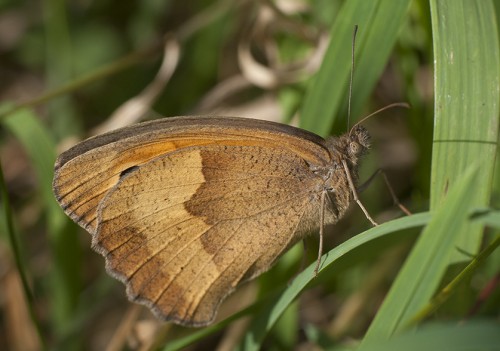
[347,125,370,159]
[347,126,370,157]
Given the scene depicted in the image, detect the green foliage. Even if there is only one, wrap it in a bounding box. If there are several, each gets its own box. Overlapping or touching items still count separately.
[0,0,498,350]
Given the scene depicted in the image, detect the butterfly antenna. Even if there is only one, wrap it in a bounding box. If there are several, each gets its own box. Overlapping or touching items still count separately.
[347,25,358,131]
[349,102,411,136]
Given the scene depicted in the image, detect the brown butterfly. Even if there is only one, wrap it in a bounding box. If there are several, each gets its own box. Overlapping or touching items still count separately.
[52,114,388,326]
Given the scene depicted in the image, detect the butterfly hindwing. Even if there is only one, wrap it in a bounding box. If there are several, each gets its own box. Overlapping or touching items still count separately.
[93,144,324,326]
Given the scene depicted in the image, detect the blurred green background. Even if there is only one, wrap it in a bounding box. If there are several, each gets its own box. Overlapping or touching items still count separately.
[0,0,499,350]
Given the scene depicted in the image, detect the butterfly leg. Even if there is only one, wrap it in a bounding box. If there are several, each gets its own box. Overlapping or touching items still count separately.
[314,190,327,276]
[357,168,412,216]
[342,160,378,226]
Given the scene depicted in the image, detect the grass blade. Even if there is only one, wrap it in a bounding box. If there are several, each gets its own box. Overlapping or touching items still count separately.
[0,156,46,349]
[429,0,499,259]
[236,213,430,351]
[360,0,499,344]
[1,107,82,336]
[161,213,430,351]
[365,321,500,351]
[300,0,411,136]
[360,164,480,345]
[408,235,500,325]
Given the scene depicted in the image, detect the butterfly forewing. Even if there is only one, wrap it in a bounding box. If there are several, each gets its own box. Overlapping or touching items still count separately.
[53,117,331,234]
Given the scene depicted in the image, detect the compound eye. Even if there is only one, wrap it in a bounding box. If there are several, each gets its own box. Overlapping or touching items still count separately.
[349,141,361,155]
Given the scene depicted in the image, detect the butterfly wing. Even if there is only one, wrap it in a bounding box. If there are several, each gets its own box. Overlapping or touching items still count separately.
[93,144,324,326]
[53,116,331,234]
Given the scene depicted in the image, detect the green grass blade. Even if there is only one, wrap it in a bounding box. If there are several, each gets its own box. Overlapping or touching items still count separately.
[408,235,500,325]
[360,164,480,346]
[472,209,500,229]
[0,157,47,349]
[236,213,430,351]
[365,321,500,351]
[43,0,80,138]
[429,0,499,260]
[359,0,500,345]
[300,0,411,136]
[1,107,82,336]
[160,213,429,351]
[2,109,58,221]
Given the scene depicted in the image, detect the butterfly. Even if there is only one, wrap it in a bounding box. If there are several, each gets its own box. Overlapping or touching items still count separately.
[53,115,377,326]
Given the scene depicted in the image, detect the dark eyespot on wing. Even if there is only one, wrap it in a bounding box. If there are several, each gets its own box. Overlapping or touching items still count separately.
[120,166,140,179]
